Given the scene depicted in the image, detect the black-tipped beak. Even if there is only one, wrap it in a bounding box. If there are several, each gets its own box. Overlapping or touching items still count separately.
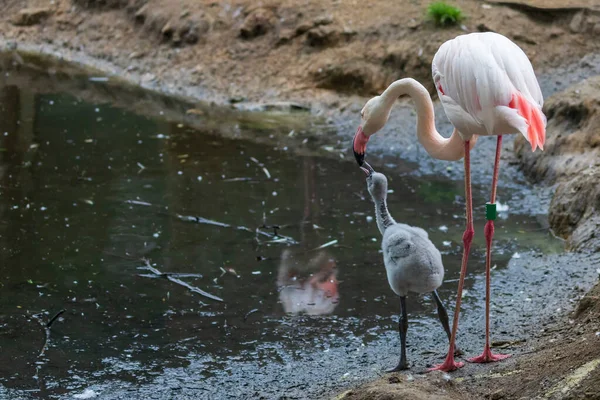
[354,148,365,167]
[360,161,375,177]
[352,126,369,167]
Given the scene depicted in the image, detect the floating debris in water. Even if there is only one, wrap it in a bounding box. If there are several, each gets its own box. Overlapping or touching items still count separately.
[252,271,261,275]
[262,167,271,179]
[197,176,203,182]
[125,200,152,207]
[139,259,222,302]
[438,225,448,232]
[366,216,373,223]
[313,239,338,250]
[443,241,451,246]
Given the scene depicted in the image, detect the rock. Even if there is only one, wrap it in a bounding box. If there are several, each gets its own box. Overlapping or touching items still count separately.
[311,60,384,94]
[548,27,564,38]
[11,8,53,26]
[240,8,276,39]
[313,15,334,26]
[305,25,355,48]
[515,75,600,250]
[569,10,586,33]
[477,23,495,32]
[276,28,295,46]
[594,23,600,35]
[295,21,313,36]
[306,25,340,47]
[513,34,537,45]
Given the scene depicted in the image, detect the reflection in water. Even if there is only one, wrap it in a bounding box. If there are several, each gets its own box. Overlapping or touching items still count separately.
[276,158,339,315]
[277,249,339,315]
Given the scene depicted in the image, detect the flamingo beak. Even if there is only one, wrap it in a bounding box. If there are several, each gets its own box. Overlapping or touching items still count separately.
[352,126,369,166]
[359,161,375,177]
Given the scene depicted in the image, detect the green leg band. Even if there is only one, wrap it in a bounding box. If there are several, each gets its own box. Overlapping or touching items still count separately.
[486,202,497,221]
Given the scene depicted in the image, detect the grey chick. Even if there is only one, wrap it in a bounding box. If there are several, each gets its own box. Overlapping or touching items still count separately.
[361,162,458,372]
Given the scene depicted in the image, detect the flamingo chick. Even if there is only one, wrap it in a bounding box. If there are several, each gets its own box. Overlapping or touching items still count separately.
[362,163,457,371]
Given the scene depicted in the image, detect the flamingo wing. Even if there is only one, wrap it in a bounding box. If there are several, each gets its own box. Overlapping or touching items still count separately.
[432,32,546,151]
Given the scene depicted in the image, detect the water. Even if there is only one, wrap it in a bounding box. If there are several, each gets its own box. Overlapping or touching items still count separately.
[0,77,564,399]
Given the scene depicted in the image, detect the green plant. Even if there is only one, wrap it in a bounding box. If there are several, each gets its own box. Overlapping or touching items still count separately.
[427,2,464,26]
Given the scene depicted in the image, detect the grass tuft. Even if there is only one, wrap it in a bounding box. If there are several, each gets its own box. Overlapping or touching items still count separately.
[427,2,464,26]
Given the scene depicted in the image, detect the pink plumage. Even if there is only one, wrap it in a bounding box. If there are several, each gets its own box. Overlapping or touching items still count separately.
[432,32,546,150]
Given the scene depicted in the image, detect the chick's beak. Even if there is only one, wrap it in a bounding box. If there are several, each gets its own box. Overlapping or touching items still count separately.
[352,126,369,166]
[359,161,375,177]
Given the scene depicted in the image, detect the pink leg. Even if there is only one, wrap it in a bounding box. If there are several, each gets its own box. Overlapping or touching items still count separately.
[429,141,473,372]
[468,135,510,363]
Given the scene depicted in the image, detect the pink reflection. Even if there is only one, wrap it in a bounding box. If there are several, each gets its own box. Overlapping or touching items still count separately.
[277,249,339,315]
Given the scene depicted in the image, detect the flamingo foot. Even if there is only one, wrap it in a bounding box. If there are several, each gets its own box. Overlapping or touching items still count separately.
[468,347,510,363]
[428,354,465,372]
[386,362,409,373]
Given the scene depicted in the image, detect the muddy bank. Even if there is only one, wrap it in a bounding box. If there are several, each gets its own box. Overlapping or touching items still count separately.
[2,0,600,107]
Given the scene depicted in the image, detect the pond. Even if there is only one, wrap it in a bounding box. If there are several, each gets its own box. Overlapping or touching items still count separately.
[0,73,564,399]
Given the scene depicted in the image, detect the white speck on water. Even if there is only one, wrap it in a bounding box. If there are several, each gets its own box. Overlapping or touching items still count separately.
[252,271,261,275]
[153,232,160,238]
[94,108,100,113]
[442,241,451,246]
[272,191,277,196]
[387,189,394,193]
[371,237,377,242]
[177,171,183,175]
[73,388,98,399]
[438,225,448,232]
[40,206,47,211]
[366,216,373,223]
[197,176,203,182]
[49,100,54,105]
[512,252,521,259]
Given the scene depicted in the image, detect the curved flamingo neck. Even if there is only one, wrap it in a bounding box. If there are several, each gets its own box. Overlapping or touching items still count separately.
[380,78,468,161]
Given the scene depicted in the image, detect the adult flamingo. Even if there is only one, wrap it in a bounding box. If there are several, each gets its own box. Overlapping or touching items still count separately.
[351,32,546,372]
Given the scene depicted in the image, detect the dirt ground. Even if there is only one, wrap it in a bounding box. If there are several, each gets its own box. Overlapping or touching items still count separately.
[336,279,600,400]
[1,0,600,108]
[1,1,600,399]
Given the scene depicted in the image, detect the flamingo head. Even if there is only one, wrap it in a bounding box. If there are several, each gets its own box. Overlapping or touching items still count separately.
[352,96,391,166]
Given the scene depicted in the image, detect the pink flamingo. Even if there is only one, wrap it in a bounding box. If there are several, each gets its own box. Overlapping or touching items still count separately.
[351,32,546,372]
